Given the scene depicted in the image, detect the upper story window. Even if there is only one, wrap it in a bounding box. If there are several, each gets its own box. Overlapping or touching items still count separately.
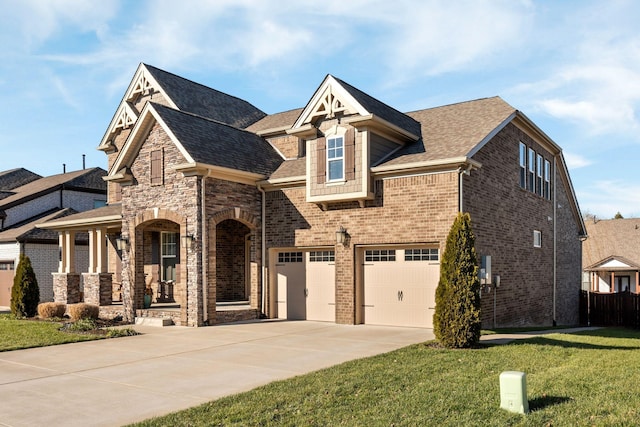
[327,136,344,181]
[150,149,164,185]
[519,142,526,189]
[544,159,551,200]
[533,230,542,248]
[536,154,543,197]
[527,147,535,193]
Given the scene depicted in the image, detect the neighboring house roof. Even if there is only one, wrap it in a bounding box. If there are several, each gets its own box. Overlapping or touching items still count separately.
[0,208,84,243]
[143,64,266,129]
[0,168,106,210]
[0,168,42,193]
[245,108,304,134]
[583,217,640,270]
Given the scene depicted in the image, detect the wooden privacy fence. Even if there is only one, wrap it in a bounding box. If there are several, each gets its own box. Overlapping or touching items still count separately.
[580,290,640,328]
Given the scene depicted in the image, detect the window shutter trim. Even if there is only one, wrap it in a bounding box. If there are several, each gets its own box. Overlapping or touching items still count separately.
[345,128,355,181]
[317,137,326,184]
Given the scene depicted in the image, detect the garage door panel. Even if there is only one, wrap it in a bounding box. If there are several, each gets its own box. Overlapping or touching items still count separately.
[363,248,439,328]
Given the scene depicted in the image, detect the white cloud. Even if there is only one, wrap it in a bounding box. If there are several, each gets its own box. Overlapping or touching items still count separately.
[563,152,592,170]
[578,180,640,219]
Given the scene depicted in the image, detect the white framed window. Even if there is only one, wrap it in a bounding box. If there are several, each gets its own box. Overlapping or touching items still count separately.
[161,232,178,281]
[519,142,527,189]
[365,249,396,262]
[528,148,535,193]
[327,136,344,181]
[309,251,335,262]
[405,248,439,261]
[0,261,14,271]
[544,159,551,200]
[536,154,543,196]
[533,230,542,248]
[278,252,303,263]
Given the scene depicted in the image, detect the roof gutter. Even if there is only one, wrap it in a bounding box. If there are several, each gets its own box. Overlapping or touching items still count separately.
[371,157,481,178]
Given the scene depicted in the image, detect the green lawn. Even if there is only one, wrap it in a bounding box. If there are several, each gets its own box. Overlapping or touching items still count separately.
[0,314,105,351]
[132,328,640,426]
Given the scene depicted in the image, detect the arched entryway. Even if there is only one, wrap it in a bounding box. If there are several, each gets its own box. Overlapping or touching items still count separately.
[216,219,251,302]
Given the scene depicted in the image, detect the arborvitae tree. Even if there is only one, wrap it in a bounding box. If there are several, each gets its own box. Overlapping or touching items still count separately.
[433,212,481,348]
[10,254,39,317]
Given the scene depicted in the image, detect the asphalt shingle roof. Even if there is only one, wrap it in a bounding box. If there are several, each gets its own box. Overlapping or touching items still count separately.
[583,218,640,269]
[153,103,284,176]
[145,64,266,129]
[0,168,41,192]
[0,209,79,243]
[245,108,304,133]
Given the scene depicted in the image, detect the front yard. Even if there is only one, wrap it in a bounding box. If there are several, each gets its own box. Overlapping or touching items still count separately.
[132,328,640,426]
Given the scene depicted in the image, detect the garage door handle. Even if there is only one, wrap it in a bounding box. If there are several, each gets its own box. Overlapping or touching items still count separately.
[398,290,403,301]
[428,307,435,310]
[304,289,309,297]
[363,304,374,307]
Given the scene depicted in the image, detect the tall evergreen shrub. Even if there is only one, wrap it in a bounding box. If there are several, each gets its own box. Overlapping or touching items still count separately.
[10,254,40,317]
[433,212,481,348]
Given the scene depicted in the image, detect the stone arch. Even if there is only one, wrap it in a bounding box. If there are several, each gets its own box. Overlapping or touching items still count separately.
[210,207,259,229]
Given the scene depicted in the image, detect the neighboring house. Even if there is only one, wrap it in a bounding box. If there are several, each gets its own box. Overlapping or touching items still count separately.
[0,168,107,306]
[582,217,640,293]
[40,63,585,328]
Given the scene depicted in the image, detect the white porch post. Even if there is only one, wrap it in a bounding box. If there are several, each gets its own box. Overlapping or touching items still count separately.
[96,228,107,273]
[58,232,65,273]
[88,229,97,274]
[64,231,76,273]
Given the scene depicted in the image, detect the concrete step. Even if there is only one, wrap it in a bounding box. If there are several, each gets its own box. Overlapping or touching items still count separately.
[135,317,173,327]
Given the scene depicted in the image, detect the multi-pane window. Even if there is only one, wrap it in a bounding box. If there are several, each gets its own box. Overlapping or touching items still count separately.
[365,249,396,262]
[536,154,543,197]
[533,230,542,248]
[0,261,14,271]
[309,251,335,262]
[527,148,535,193]
[519,142,527,189]
[161,232,177,281]
[544,159,551,200]
[405,248,439,261]
[278,252,303,263]
[327,136,344,181]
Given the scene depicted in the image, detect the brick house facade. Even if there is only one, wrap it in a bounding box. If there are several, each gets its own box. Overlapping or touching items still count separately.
[41,64,585,328]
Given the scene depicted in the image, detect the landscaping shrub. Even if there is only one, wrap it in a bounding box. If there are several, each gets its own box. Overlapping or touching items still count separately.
[37,302,66,319]
[10,254,39,318]
[106,328,140,338]
[67,317,98,332]
[433,212,481,348]
[67,303,99,321]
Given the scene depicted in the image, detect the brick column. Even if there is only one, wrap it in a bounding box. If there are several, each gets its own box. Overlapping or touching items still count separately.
[335,240,355,324]
[52,273,81,304]
[83,273,113,306]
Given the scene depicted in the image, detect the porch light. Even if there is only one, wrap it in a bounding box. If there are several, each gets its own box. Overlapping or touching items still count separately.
[115,236,129,251]
[336,226,348,245]
[181,234,195,249]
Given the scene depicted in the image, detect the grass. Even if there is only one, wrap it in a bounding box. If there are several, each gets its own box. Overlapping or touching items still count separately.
[131,328,640,426]
[0,314,107,351]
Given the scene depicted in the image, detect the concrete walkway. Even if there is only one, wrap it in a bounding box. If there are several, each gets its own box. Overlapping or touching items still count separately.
[0,320,434,427]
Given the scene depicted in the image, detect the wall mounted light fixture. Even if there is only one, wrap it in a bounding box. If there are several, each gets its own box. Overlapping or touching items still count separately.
[336,226,348,245]
[115,235,129,251]
[181,234,195,249]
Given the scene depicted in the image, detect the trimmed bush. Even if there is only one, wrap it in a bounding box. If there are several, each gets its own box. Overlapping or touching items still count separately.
[37,302,66,319]
[67,303,99,321]
[10,254,39,318]
[433,212,481,348]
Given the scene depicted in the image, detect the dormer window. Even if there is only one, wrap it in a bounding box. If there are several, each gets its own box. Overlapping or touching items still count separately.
[327,136,344,181]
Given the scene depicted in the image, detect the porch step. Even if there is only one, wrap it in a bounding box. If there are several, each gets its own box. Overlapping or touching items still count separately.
[135,317,174,327]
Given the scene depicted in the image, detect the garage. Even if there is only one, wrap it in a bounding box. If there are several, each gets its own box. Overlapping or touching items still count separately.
[361,247,439,328]
[275,250,335,321]
[0,261,14,307]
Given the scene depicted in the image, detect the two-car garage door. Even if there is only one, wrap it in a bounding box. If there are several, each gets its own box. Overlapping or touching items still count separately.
[276,250,335,322]
[361,247,439,328]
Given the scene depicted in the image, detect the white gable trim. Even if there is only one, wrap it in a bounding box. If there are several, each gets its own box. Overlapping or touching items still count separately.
[600,258,632,268]
[97,63,179,151]
[292,75,369,129]
[108,103,194,178]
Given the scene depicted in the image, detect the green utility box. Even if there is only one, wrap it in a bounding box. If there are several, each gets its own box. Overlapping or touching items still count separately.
[499,371,529,414]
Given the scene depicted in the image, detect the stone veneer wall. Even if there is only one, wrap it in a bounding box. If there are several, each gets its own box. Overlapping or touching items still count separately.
[464,122,581,327]
[82,273,113,306]
[265,172,459,324]
[52,273,81,304]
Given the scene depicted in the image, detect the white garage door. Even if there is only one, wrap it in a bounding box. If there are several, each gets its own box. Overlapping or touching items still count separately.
[363,247,439,328]
[276,250,335,321]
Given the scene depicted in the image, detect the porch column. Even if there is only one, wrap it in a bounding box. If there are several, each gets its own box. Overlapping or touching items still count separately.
[636,271,639,293]
[88,229,97,273]
[64,231,76,273]
[58,232,65,273]
[96,228,107,273]
[610,272,615,293]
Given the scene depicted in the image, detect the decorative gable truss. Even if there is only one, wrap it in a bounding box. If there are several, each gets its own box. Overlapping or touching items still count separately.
[97,64,176,153]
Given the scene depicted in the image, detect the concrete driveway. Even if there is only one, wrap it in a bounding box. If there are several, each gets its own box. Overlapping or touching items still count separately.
[0,320,433,427]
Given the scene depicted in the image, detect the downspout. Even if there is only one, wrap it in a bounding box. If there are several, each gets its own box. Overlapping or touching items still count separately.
[257,183,266,318]
[201,175,208,325]
[553,156,557,326]
[457,164,472,213]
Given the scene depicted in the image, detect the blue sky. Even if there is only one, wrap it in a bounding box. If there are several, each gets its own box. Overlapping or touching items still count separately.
[0,0,638,218]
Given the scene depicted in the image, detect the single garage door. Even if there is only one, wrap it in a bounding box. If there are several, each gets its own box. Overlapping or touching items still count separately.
[276,250,335,321]
[0,261,15,307]
[362,247,439,328]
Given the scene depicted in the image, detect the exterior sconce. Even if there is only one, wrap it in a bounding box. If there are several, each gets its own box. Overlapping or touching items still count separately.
[181,234,195,249]
[115,236,129,251]
[336,226,348,246]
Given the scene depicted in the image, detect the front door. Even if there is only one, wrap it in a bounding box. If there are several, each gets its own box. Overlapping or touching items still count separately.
[616,276,630,293]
